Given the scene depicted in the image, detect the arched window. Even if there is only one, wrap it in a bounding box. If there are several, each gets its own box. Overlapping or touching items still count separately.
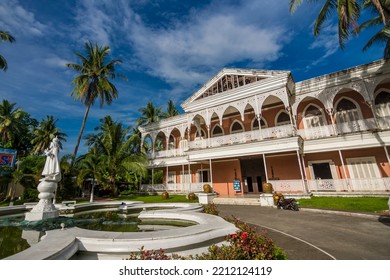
[252,117,267,129]
[375,91,390,117]
[335,98,361,123]
[212,125,224,137]
[231,121,244,134]
[275,111,291,126]
[303,104,326,128]
[168,135,175,150]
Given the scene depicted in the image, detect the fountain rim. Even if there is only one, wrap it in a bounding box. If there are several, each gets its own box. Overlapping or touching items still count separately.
[3,201,237,260]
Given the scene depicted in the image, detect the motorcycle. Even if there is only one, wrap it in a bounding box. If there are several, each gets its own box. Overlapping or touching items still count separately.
[275,194,299,211]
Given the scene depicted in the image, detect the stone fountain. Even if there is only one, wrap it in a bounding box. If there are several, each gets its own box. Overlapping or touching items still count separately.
[25,137,61,221]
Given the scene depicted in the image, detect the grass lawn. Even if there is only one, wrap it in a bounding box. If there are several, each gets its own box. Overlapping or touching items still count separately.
[103,194,195,204]
[297,196,389,213]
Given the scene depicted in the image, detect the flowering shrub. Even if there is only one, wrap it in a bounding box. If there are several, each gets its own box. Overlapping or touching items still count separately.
[127,219,287,260]
[202,202,219,215]
[197,218,287,260]
[127,246,178,260]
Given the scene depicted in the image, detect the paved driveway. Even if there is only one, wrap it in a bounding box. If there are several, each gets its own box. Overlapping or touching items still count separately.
[217,205,390,260]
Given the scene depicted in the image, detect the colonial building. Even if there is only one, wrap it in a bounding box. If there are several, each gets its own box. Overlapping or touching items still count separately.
[139,59,390,195]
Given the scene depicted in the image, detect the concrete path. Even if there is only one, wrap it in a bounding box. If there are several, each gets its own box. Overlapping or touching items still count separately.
[217,205,390,260]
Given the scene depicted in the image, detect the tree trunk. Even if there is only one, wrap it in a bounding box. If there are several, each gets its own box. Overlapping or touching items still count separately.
[72,103,91,164]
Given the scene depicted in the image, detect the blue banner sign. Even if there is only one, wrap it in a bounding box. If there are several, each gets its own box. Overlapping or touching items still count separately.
[0,148,17,168]
[233,180,241,191]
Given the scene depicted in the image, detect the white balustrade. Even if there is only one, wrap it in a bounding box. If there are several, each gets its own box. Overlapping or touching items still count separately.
[297,124,334,140]
[268,180,305,193]
[335,118,377,134]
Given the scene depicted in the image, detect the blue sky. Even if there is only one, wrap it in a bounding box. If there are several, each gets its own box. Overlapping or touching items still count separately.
[0,0,384,157]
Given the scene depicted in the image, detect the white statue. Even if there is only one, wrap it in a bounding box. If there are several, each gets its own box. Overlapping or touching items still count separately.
[41,137,61,182]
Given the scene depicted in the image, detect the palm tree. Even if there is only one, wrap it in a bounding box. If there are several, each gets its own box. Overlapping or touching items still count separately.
[137,102,163,126]
[289,0,360,49]
[66,41,124,163]
[0,99,23,148]
[162,99,180,118]
[77,147,105,202]
[0,31,15,71]
[289,0,390,55]
[31,115,67,154]
[88,116,147,196]
[356,0,390,57]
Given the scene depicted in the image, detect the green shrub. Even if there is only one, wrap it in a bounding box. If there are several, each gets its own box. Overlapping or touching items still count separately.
[203,202,219,215]
[126,218,287,260]
[197,218,287,260]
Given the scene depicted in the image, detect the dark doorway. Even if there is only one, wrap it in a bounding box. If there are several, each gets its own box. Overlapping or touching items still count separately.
[240,157,266,194]
[312,162,333,179]
[256,176,263,192]
[247,177,253,192]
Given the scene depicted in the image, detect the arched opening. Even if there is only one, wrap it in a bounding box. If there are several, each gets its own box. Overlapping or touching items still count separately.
[252,117,267,129]
[335,98,361,123]
[303,104,326,128]
[275,110,291,126]
[230,120,244,134]
[212,124,224,137]
[155,131,166,152]
[168,128,181,150]
[375,90,390,129]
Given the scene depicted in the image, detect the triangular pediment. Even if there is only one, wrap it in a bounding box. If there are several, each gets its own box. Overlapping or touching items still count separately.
[181,68,290,109]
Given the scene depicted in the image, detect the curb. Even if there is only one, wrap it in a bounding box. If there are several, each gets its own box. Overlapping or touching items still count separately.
[299,207,386,220]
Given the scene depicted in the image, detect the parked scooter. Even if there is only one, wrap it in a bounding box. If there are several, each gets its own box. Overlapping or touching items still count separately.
[274,193,299,211]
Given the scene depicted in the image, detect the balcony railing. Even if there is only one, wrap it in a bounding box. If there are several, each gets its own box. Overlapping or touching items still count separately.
[141,178,390,194]
[140,182,209,193]
[149,117,388,159]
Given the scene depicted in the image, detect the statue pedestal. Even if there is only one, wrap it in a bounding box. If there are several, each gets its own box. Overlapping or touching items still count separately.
[259,193,274,207]
[25,180,59,221]
[197,193,217,205]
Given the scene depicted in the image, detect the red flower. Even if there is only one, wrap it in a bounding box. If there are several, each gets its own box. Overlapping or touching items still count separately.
[241,232,248,239]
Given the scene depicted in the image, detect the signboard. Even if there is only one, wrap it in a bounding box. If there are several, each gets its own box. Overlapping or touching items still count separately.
[0,148,17,168]
[233,180,241,191]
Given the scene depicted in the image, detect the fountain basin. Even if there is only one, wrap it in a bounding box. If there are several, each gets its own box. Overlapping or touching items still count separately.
[3,202,236,260]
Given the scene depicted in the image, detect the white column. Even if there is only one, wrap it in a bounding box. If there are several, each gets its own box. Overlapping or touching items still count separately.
[296,150,306,193]
[209,158,213,190]
[166,165,169,191]
[188,160,192,192]
[383,145,390,165]
[262,154,268,182]
[338,150,350,191]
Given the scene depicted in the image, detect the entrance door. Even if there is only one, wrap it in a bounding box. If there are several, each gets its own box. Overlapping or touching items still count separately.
[256,176,263,192]
[312,163,332,179]
[247,177,253,192]
[310,161,336,191]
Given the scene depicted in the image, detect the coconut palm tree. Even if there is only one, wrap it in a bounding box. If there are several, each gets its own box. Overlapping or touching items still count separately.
[289,0,360,49]
[136,102,163,126]
[0,99,23,148]
[87,116,147,196]
[66,41,124,163]
[31,115,67,154]
[0,31,15,71]
[77,147,105,202]
[162,99,180,118]
[356,0,390,57]
[289,0,390,55]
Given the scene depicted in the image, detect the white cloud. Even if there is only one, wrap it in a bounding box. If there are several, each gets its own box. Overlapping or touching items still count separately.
[307,23,339,68]
[0,0,48,37]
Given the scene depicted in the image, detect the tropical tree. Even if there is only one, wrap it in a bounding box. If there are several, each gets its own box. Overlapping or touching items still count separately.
[0,99,24,148]
[77,147,105,202]
[162,99,180,118]
[136,102,163,126]
[0,31,15,71]
[31,115,67,154]
[66,41,124,163]
[87,116,147,196]
[356,0,390,57]
[289,0,390,56]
